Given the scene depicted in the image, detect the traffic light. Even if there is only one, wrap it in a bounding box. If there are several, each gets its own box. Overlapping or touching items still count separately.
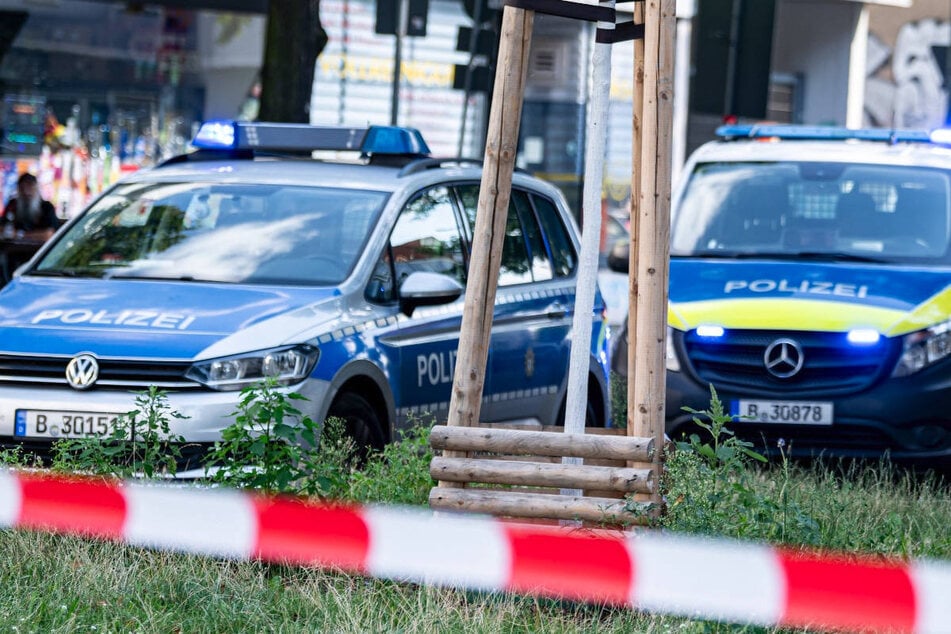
[375,0,430,37]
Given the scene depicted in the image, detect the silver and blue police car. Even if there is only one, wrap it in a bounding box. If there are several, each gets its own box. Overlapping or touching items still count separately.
[0,121,611,473]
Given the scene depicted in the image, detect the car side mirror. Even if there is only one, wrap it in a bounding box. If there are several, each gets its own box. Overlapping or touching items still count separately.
[398,271,464,317]
[607,239,630,274]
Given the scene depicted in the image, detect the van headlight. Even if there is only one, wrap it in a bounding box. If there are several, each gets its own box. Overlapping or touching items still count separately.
[186,345,319,390]
[667,327,681,372]
[893,321,951,377]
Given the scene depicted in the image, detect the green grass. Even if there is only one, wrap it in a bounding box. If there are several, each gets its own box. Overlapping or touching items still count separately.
[0,458,946,633]
[3,382,950,631]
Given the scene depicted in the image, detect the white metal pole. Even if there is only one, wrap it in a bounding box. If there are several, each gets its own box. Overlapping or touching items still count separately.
[562,0,615,494]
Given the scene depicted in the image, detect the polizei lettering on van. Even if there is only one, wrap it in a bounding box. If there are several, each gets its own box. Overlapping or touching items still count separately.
[31,309,196,330]
[724,280,869,298]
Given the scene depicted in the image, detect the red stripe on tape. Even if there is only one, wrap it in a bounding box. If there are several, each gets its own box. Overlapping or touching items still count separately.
[17,474,126,539]
[253,498,369,572]
[779,550,916,633]
[504,526,633,604]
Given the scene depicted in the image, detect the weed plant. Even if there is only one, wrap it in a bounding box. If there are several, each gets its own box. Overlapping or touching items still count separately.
[50,386,187,479]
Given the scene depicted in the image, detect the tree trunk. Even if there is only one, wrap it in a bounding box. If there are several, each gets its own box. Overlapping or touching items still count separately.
[259,0,327,123]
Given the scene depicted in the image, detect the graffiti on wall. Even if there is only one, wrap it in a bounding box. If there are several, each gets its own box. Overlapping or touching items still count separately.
[865,18,950,129]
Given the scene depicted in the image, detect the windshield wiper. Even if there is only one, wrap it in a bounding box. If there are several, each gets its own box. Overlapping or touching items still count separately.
[680,251,887,263]
[771,251,887,263]
[27,269,83,278]
[105,273,198,282]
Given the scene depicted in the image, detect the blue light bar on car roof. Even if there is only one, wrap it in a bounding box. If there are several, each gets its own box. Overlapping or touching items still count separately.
[715,124,932,144]
[191,120,431,156]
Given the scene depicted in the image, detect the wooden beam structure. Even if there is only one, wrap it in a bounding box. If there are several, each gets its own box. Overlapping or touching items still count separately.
[431,0,672,525]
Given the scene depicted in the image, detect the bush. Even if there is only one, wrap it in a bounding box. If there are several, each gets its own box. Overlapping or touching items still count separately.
[206,379,351,497]
[51,386,187,478]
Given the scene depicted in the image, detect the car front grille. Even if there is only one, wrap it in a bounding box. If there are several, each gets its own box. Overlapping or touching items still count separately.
[0,354,200,390]
[681,329,901,396]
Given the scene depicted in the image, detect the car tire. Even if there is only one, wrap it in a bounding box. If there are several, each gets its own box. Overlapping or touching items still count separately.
[327,391,386,458]
[557,388,605,429]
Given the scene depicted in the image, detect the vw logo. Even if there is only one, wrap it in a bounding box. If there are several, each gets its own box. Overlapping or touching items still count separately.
[763,338,804,379]
[65,354,99,390]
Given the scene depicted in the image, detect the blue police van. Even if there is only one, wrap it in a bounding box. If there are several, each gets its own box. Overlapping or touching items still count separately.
[0,122,611,473]
[611,124,951,463]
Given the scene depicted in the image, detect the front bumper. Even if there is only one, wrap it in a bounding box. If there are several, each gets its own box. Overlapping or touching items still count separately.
[666,363,951,464]
[0,378,332,472]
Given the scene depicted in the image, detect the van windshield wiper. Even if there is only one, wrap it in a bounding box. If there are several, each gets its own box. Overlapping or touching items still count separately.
[681,251,887,263]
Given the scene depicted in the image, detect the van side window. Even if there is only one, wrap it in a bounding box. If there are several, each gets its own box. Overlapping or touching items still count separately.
[390,186,467,289]
[531,194,576,277]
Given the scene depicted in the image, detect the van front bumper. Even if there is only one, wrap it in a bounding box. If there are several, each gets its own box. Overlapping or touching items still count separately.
[666,365,951,464]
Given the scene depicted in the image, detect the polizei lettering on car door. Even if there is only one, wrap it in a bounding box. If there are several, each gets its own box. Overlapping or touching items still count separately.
[31,309,196,330]
[723,280,869,298]
[417,351,457,387]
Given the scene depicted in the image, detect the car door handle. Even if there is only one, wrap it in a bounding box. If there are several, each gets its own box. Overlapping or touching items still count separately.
[546,302,567,319]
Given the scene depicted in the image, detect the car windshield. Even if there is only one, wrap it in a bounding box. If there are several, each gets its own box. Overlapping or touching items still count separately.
[671,161,951,264]
[32,181,389,285]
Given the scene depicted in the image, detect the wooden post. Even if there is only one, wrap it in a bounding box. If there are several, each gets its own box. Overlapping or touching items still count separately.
[626,0,645,439]
[440,6,534,487]
[630,0,675,509]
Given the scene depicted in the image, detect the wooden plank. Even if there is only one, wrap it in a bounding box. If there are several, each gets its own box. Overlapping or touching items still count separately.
[430,457,652,493]
[444,6,534,438]
[429,488,650,525]
[478,423,627,436]
[430,425,654,462]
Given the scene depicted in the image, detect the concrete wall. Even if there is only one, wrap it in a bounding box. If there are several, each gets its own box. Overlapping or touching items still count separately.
[866,0,950,128]
[771,0,862,126]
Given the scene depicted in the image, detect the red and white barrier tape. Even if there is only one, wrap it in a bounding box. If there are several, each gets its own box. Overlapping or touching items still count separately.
[0,470,948,633]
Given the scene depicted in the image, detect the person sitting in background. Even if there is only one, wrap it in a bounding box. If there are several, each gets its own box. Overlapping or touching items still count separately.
[2,173,61,241]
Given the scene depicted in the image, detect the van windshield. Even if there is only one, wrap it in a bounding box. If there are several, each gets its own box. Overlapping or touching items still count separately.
[32,182,388,285]
[671,161,951,264]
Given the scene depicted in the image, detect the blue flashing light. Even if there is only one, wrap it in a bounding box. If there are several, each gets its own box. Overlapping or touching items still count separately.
[191,120,431,157]
[361,126,431,157]
[930,129,951,145]
[696,325,725,339]
[847,329,881,345]
[716,124,931,144]
[193,120,237,149]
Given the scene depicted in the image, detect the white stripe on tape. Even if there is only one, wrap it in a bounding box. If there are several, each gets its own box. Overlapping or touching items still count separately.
[912,561,951,634]
[0,471,20,527]
[628,534,784,626]
[365,508,510,591]
[123,485,256,559]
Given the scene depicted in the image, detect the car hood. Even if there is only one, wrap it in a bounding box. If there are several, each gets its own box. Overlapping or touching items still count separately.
[668,259,951,336]
[0,277,341,359]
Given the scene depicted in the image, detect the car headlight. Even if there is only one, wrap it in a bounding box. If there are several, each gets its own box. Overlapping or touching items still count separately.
[893,321,951,377]
[667,327,681,372]
[186,345,319,390]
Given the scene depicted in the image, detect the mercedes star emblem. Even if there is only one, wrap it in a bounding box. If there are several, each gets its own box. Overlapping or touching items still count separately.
[763,338,804,379]
[65,354,100,390]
